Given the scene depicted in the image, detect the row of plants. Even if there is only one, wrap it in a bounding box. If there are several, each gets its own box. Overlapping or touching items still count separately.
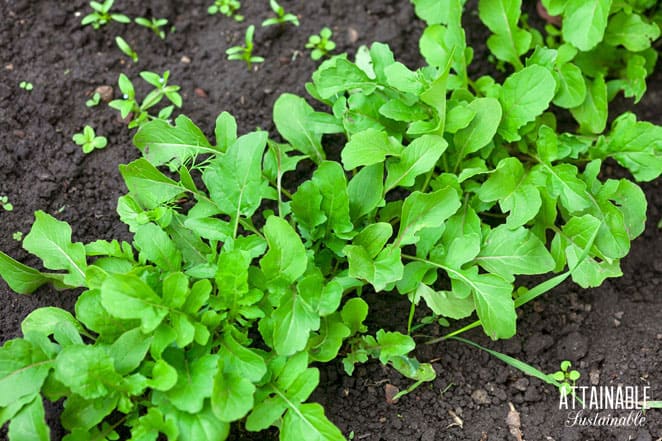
[1,0,661,439]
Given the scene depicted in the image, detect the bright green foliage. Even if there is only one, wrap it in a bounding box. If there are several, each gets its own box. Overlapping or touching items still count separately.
[109,70,182,129]
[85,92,101,107]
[1,1,662,440]
[72,125,107,154]
[306,27,336,60]
[551,360,581,396]
[226,25,264,69]
[208,0,243,21]
[19,81,33,91]
[262,0,300,27]
[135,17,169,40]
[0,195,12,211]
[81,0,131,29]
[115,36,138,62]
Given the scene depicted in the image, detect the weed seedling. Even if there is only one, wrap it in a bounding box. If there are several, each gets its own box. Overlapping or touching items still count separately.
[109,71,182,129]
[86,92,101,107]
[135,17,168,39]
[262,0,299,27]
[19,81,33,91]
[208,0,243,21]
[72,126,108,154]
[551,361,581,396]
[81,0,130,29]
[226,25,264,69]
[12,232,22,241]
[115,36,138,62]
[306,27,336,60]
[0,196,12,211]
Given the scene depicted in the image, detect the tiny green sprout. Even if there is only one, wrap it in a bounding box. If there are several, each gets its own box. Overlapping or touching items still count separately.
[551,360,581,396]
[226,25,264,70]
[86,92,101,107]
[262,0,299,27]
[115,36,138,62]
[12,231,23,242]
[208,0,244,21]
[81,0,131,30]
[19,81,33,91]
[306,27,336,60]
[135,17,169,40]
[72,126,108,154]
[0,195,13,211]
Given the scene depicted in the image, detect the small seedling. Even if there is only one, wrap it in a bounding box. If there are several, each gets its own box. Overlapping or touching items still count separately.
[81,0,130,29]
[551,360,581,396]
[115,36,138,62]
[86,92,101,107]
[0,195,13,211]
[262,0,299,27]
[135,17,168,40]
[226,25,264,69]
[12,232,22,241]
[109,71,182,129]
[306,27,336,60]
[208,0,243,21]
[72,125,108,154]
[19,81,33,91]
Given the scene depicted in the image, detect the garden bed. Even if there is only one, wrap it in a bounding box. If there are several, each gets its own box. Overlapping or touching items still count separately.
[0,0,660,440]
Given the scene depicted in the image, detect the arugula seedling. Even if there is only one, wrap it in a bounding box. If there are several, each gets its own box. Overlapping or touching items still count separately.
[115,36,138,62]
[0,195,12,211]
[551,360,581,396]
[72,125,108,153]
[12,231,22,241]
[226,25,264,69]
[135,17,168,39]
[19,81,33,91]
[208,0,244,21]
[306,27,336,60]
[80,0,130,29]
[109,71,182,129]
[85,92,101,107]
[262,0,300,27]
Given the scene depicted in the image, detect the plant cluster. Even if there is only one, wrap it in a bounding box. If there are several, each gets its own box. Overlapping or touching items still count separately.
[109,71,183,130]
[226,25,265,69]
[208,0,244,21]
[306,27,336,60]
[1,0,661,440]
[0,195,13,211]
[72,126,108,154]
[262,0,300,27]
[135,17,169,40]
[80,0,130,29]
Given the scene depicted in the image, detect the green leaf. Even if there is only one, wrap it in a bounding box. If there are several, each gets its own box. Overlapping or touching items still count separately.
[23,211,87,287]
[352,223,393,258]
[0,339,51,407]
[260,216,308,287]
[416,284,475,319]
[21,307,84,338]
[101,274,168,333]
[281,403,345,441]
[553,62,587,109]
[134,223,182,271]
[452,97,502,164]
[375,329,415,364]
[479,0,532,69]
[0,251,50,294]
[54,345,122,399]
[459,267,515,339]
[477,157,542,228]
[312,57,377,99]
[395,189,461,247]
[476,225,556,281]
[562,0,611,51]
[167,402,230,441]
[308,314,351,362]
[120,158,184,210]
[385,135,447,192]
[498,65,556,142]
[108,328,152,375]
[160,351,218,413]
[203,131,269,221]
[311,161,354,238]
[347,164,384,220]
[344,245,403,292]
[214,111,238,152]
[211,369,255,422]
[570,75,607,134]
[272,276,322,355]
[341,128,402,170]
[273,94,342,163]
[219,333,267,383]
[604,11,659,52]
[541,163,592,213]
[133,115,215,167]
[341,297,369,335]
[7,396,49,441]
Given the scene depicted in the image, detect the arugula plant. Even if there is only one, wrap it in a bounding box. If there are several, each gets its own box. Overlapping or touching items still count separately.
[86,92,102,107]
[226,25,264,69]
[109,71,183,129]
[115,36,138,62]
[208,0,244,21]
[72,126,108,154]
[306,27,336,60]
[262,0,300,27]
[551,360,581,396]
[19,81,33,91]
[81,0,131,29]
[135,17,169,40]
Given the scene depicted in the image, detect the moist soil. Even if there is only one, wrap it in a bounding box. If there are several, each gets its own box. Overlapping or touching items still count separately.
[0,1,660,440]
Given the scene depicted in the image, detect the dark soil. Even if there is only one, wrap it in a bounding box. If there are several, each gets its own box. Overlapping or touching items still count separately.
[1,1,660,440]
